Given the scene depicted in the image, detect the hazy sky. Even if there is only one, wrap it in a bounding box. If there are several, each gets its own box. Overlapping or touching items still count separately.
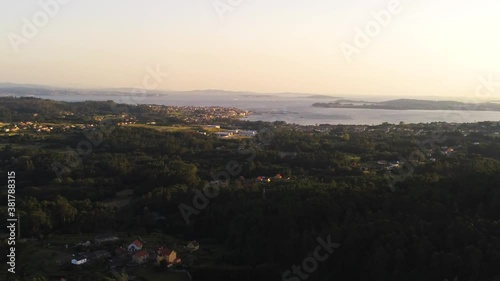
[1,0,499,97]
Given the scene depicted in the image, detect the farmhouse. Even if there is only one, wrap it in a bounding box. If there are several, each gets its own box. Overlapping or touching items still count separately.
[132,250,150,264]
[128,239,143,252]
[186,240,200,252]
[156,247,181,265]
[71,256,87,265]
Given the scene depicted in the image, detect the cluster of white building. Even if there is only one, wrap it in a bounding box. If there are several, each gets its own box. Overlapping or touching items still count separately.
[214,129,258,138]
[202,125,257,138]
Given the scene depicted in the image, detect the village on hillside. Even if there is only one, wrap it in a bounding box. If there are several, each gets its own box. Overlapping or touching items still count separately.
[46,234,201,280]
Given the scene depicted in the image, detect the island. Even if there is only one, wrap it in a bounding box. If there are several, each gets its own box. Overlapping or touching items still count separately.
[313,98,500,111]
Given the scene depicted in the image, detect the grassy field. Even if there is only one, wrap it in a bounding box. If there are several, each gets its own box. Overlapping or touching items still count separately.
[46,234,97,245]
[127,124,206,133]
[346,156,361,162]
[102,197,133,208]
[17,242,72,279]
[102,189,135,208]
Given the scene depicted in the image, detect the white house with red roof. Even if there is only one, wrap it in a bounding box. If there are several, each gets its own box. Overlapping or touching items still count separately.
[127,239,143,252]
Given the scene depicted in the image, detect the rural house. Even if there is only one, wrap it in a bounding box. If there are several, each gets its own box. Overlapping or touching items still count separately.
[71,255,87,265]
[128,239,143,252]
[156,247,181,265]
[186,240,200,252]
[132,250,149,264]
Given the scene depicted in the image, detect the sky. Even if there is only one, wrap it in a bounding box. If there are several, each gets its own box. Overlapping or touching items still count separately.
[1,0,500,97]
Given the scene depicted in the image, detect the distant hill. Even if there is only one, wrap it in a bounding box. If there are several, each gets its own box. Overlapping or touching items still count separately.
[0,83,61,89]
[303,94,342,99]
[0,83,336,99]
[313,98,500,111]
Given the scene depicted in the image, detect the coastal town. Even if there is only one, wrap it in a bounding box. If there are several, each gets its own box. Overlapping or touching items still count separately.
[2,98,500,280]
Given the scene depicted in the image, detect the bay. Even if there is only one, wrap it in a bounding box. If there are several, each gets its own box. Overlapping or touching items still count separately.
[35,94,500,125]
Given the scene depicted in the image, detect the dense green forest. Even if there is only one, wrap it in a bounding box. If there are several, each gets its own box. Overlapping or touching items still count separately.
[1,97,500,281]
